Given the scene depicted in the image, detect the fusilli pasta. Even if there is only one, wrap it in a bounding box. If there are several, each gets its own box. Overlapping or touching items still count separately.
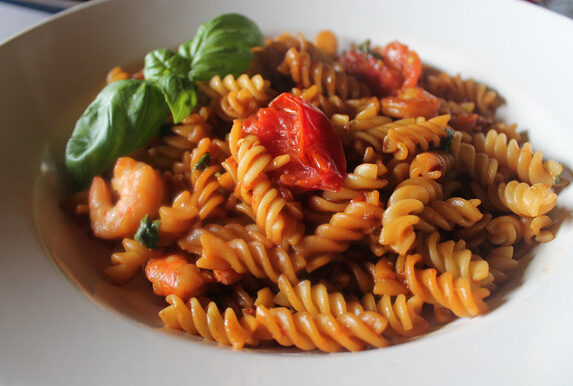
[65,24,565,353]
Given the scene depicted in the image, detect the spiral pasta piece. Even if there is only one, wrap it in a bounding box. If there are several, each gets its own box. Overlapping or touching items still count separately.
[342,114,395,155]
[273,275,427,338]
[345,97,382,119]
[147,108,213,172]
[472,129,562,186]
[380,177,443,254]
[486,214,554,245]
[291,85,349,117]
[278,47,370,100]
[255,305,388,352]
[424,72,504,118]
[177,221,272,255]
[159,295,259,349]
[372,258,409,295]
[382,115,451,160]
[373,294,429,337]
[296,191,383,270]
[438,98,475,115]
[418,197,483,232]
[199,74,272,121]
[450,130,500,187]
[409,151,454,181]
[305,163,387,224]
[485,246,518,283]
[403,254,490,317]
[156,191,199,240]
[423,232,489,281]
[188,138,228,220]
[230,120,304,245]
[497,180,557,217]
[274,275,355,316]
[452,212,492,249]
[388,177,444,206]
[104,238,159,284]
[490,121,521,141]
[485,215,523,245]
[520,215,555,244]
[197,231,304,284]
[379,199,423,254]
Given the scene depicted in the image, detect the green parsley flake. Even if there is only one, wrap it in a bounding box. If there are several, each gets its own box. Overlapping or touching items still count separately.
[356,39,382,59]
[194,152,211,170]
[135,214,161,249]
[438,128,454,153]
[555,173,562,185]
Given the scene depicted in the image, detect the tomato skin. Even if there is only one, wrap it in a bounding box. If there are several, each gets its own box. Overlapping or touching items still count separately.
[341,49,402,97]
[341,41,422,97]
[242,93,346,191]
[381,87,440,119]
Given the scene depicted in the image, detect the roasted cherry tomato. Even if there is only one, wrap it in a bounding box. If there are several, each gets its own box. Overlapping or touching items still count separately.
[341,49,402,97]
[341,41,422,97]
[381,87,440,119]
[242,92,346,191]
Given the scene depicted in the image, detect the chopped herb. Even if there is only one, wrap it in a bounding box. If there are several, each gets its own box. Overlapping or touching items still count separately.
[194,152,211,170]
[357,39,371,53]
[438,128,454,152]
[356,39,382,59]
[555,173,562,185]
[135,215,161,249]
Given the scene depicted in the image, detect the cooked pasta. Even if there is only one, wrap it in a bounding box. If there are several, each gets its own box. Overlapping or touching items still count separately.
[422,72,504,118]
[198,74,273,121]
[278,46,370,100]
[64,19,565,353]
[472,129,562,186]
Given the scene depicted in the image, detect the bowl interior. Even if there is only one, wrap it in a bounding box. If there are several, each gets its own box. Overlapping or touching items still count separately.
[1,0,571,367]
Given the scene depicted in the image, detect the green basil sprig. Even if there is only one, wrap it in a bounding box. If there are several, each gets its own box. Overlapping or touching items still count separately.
[156,73,197,124]
[144,48,197,123]
[65,79,167,188]
[179,13,264,81]
[144,48,189,80]
[65,13,262,189]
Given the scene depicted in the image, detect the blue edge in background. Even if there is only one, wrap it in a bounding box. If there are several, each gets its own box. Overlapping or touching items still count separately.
[0,0,66,13]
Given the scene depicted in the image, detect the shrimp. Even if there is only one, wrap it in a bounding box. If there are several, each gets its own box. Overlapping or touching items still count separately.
[145,254,208,300]
[89,157,165,239]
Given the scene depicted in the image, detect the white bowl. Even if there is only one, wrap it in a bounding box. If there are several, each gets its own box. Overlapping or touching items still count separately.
[1,0,572,385]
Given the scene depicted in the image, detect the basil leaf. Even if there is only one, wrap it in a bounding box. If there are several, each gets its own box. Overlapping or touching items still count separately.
[144,48,190,80]
[134,214,160,249]
[155,74,197,123]
[179,13,263,81]
[65,79,168,188]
